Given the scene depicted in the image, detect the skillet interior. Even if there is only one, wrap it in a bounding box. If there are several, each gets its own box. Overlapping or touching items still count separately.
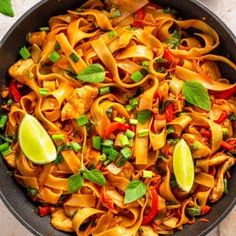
[0,0,235,235]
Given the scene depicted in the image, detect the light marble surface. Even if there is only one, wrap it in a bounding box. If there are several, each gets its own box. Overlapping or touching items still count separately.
[0,0,236,235]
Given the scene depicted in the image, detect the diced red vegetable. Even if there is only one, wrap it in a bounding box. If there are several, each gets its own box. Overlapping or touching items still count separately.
[215,111,228,124]
[38,206,50,217]
[220,141,234,151]
[103,122,130,139]
[200,128,212,139]
[211,85,236,99]
[201,205,211,215]
[163,48,179,66]
[165,102,174,122]
[132,8,145,28]
[100,193,114,210]
[9,82,22,102]
[142,188,158,225]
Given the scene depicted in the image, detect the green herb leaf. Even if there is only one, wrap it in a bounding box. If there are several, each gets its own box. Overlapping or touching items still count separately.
[83,169,106,186]
[77,64,105,83]
[163,7,177,15]
[68,173,84,193]
[186,206,201,216]
[166,30,180,49]
[137,109,152,124]
[124,180,147,204]
[0,0,14,17]
[182,80,211,111]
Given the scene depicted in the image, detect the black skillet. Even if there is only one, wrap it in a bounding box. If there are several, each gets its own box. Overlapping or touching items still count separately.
[0,0,235,235]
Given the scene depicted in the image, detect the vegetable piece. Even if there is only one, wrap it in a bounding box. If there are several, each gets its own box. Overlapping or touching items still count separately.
[9,82,22,102]
[138,129,149,137]
[130,119,138,125]
[137,110,152,124]
[99,87,110,95]
[201,205,211,215]
[106,163,121,175]
[163,48,176,64]
[54,154,63,164]
[0,143,10,154]
[186,206,201,216]
[124,180,147,204]
[108,31,117,39]
[39,26,50,32]
[103,122,130,139]
[83,169,106,186]
[38,88,49,96]
[102,146,112,155]
[132,8,145,28]
[114,117,126,123]
[221,141,234,151]
[165,103,174,122]
[77,63,105,83]
[166,30,180,49]
[229,113,236,121]
[116,156,127,167]
[215,111,228,124]
[19,46,31,59]
[99,154,107,162]
[0,0,14,17]
[121,147,132,159]
[68,173,84,193]
[182,80,211,111]
[48,51,60,63]
[0,115,7,129]
[224,178,228,194]
[166,125,175,134]
[173,139,194,192]
[143,170,153,179]
[38,206,50,217]
[70,142,81,152]
[51,134,64,141]
[110,9,121,18]
[108,149,119,161]
[211,85,236,99]
[92,136,102,150]
[102,139,114,147]
[125,129,135,139]
[142,188,158,224]
[120,135,130,147]
[131,71,144,83]
[70,52,79,62]
[76,115,89,127]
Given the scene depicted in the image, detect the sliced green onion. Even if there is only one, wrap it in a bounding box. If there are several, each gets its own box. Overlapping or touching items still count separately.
[131,71,144,83]
[143,170,153,179]
[108,30,117,39]
[137,110,152,124]
[76,115,89,127]
[54,42,61,50]
[48,51,60,63]
[7,99,13,106]
[51,134,64,141]
[120,135,130,147]
[126,104,134,111]
[186,206,201,216]
[19,46,31,60]
[125,129,135,139]
[116,156,127,167]
[92,136,102,150]
[102,139,114,147]
[131,98,139,107]
[224,178,228,194]
[39,26,50,32]
[114,117,125,123]
[166,125,175,134]
[0,134,13,143]
[138,129,149,137]
[70,142,81,152]
[0,143,10,153]
[102,146,112,155]
[100,154,107,161]
[38,88,49,96]
[129,119,138,125]
[110,9,121,18]
[70,52,79,63]
[141,60,149,69]
[108,149,119,161]
[103,159,111,166]
[99,87,110,95]
[0,115,7,129]
[121,147,132,159]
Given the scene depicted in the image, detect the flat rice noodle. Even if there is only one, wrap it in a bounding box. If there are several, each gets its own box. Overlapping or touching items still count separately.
[15,174,39,189]
[106,173,129,191]
[209,120,223,153]
[51,209,73,232]
[168,115,192,136]
[195,189,211,207]
[176,200,193,228]
[93,227,127,236]
[150,128,166,150]
[91,212,113,234]
[65,194,96,208]
[39,187,62,204]
[44,174,68,191]
[61,150,81,174]
[194,172,215,188]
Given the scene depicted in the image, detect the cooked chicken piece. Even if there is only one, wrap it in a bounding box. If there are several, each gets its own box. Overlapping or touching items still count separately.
[61,85,98,121]
[27,31,47,47]
[51,209,73,232]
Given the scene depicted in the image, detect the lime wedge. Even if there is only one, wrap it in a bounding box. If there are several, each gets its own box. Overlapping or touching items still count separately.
[18,114,57,164]
[173,139,194,192]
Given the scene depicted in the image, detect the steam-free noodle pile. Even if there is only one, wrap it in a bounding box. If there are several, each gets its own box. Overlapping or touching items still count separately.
[1,0,236,235]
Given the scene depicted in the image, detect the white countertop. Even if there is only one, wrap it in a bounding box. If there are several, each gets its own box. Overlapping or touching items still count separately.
[0,0,236,235]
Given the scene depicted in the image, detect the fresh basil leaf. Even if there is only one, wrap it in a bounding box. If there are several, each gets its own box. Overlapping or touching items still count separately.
[166,30,180,49]
[124,180,147,204]
[0,0,14,17]
[137,110,152,124]
[83,169,106,186]
[77,64,105,83]
[182,80,211,111]
[68,173,84,193]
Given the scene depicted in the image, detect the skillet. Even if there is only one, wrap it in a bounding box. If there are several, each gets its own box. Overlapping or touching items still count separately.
[0,0,236,235]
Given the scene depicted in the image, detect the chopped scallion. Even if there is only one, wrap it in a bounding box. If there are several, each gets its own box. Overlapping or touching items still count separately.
[131,98,139,107]
[100,154,107,161]
[108,148,119,161]
[166,125,175,134]
[48,51,60,63]
[138,129,149,137]
[102,146,112,155]
[70,52,79,63]
[70,142,81,152]
[129,119,138,125]
[0,115,7,129]
[125,129,135,139]
[39,26,50,32]
[143,170,153,179]
[102,139,114,147]
[110,9,121,18]
[116,156,126,167]
[19,46,31,60]
[108,30,117,39]
[120,135,130,147]
[76,115,89,126]
[121,147,132,159]
[103,159,111,166]
[99,87,110,95]
[224,178,228,193]
[137,110,152,124]
[93,136,102,150]
[126,104,134,111]
[38,88,49,96]
[186,206,201,216]
[190,141,202,150]
[114,117,125,123]
[51,134,64,141]
[131,71,144,83]
[0,143,10,153]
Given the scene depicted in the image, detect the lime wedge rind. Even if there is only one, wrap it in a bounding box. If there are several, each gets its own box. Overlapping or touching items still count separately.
[18,114,57,164]
[173,139,194,193]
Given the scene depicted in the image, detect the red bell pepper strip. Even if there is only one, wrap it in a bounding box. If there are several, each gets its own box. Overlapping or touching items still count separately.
[38,206,50,217]
[132,8,145,28]
[221,141,234,151]
[215,111,228,124]
[9,82,22,102]
[201,205,211,215]
[211,85,236,99]
[200,128,212,139]
[142,188,158,225]
[165,102,174,122]
[100,193,114,210]
[103,122,130,139]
